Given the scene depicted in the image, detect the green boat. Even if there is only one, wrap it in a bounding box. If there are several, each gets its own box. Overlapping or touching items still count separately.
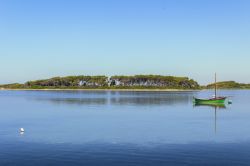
[193,97,226,104]
[193,73,227,105]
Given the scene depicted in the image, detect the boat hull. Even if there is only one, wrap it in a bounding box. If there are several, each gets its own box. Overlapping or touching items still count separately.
[193,97,226,104]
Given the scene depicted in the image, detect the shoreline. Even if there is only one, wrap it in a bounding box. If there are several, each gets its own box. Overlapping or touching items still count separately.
[1,88,248,92]
[0,88,200,92]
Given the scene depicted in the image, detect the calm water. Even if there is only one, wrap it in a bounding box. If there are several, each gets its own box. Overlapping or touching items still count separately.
[0,90,250,165]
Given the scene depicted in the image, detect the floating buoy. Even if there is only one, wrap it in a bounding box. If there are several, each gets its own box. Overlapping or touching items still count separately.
[20,128,25,132]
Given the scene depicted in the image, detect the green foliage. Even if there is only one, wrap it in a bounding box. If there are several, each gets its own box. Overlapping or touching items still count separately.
[0,75,201,90]
[0,83,24,89]
[25,75,108,88]
[2,77,250,90]
[207,81,250,89]
[110,75,200,89]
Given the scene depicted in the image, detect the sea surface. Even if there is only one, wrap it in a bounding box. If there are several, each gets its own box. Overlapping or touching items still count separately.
[0,90,250,166]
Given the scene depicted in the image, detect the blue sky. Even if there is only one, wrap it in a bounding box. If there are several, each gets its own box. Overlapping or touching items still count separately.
[0,0,249,84]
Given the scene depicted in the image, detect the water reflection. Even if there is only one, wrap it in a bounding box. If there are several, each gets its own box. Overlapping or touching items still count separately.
[42,98,108,105]
[194,103,226,108]
[29,91,196,106]
[110,96,190,106]
[194,103,227,134]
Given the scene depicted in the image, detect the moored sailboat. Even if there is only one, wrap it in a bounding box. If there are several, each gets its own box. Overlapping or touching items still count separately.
[194,73,227,104]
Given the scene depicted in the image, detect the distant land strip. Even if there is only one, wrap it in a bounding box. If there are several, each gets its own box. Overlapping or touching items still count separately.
[0,75,249,90]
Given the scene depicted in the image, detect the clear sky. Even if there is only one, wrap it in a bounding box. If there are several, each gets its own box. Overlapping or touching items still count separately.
[0,0,249,84]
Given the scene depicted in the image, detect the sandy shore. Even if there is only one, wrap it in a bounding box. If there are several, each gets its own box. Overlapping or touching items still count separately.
[0,88,200,92]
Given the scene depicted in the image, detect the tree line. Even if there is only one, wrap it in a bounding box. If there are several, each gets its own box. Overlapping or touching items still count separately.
[206,81,250,89]
[0,75,201,89]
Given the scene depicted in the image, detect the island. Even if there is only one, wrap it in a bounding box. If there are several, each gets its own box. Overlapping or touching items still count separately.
[1,75,249,91]
[206,81,250,89]
[0,75,200,91]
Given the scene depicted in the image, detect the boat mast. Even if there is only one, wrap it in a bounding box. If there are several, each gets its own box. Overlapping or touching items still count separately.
[215,73,217,98]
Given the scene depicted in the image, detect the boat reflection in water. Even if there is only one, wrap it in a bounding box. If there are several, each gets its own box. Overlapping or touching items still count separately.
[194,103,226,109]
[194,103,227,134]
